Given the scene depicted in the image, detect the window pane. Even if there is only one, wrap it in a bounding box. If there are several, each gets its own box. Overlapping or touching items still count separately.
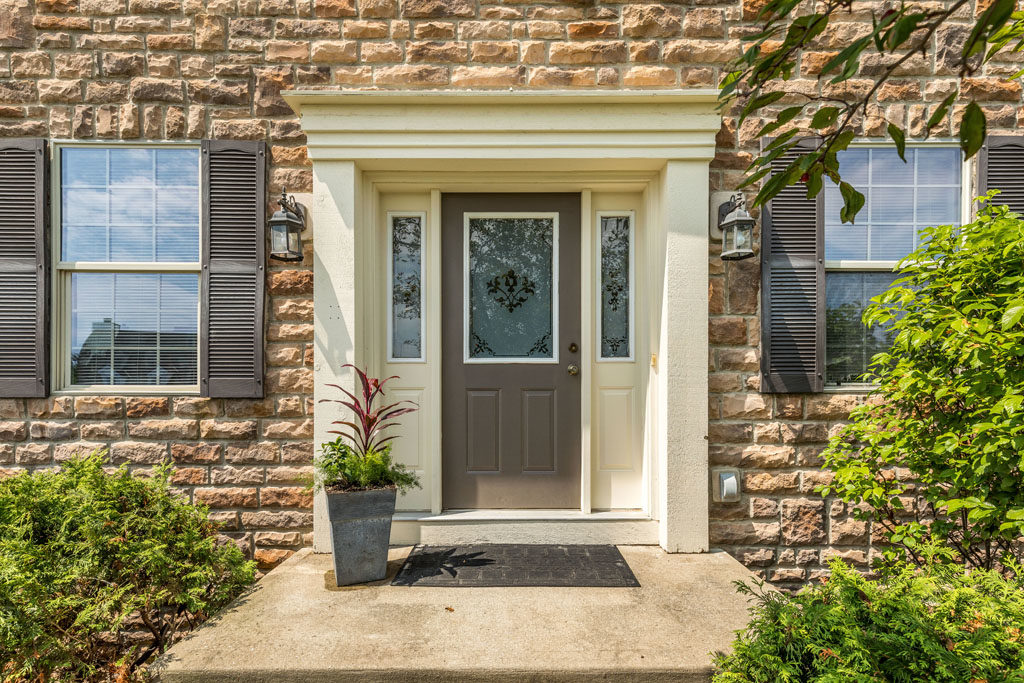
[156,149,199,186]
[156,223,201,261]
[838,148,869,185]
[390,215,422,359]
[824,224,867,260]
[870,147,914,185]
[61,147,200,262]
[824,147,960,385]
[869,187,915,223]
[825,272,899,384]
[600,215,631,358]
[916,147,960,185]
[468,216,554,359]
[869,224,914,261]
[62,148,106,187]
[916,186,960,225]
[71,273,198,386]
[62,189,108,226]
[109,148,154,186]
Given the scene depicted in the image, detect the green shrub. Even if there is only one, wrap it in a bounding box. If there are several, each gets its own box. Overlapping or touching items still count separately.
[714,559,1024,682]
[0,454,255,682]
[821,198,1024,571]
[317,438,419,494]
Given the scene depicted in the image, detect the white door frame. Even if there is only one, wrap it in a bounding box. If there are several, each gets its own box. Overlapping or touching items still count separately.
[284,90,719,553]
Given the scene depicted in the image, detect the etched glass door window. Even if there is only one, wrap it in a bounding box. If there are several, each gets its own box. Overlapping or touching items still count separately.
[389,214,424,360]
[466,214,557,361]
[599,214,632,359]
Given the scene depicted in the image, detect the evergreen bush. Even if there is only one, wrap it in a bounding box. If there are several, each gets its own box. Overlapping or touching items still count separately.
[713,559,1024,682]
[0,454,255,681]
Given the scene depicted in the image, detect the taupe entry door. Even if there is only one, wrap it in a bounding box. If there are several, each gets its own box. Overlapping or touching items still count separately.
[442,194,582,509]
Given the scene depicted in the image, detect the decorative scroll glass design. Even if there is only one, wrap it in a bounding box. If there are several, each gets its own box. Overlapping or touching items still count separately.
[467,216,556,360]
[70,273,199,385]
[389,214,423,360]
[824,147,961,384]
[599,215,632,359]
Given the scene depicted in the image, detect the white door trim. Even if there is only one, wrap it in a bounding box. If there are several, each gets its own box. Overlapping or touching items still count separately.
[289,90,718,553]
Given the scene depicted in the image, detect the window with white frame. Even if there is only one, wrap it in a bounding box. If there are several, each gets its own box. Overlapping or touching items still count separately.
[57,146,201,389]
[824,146,962,385]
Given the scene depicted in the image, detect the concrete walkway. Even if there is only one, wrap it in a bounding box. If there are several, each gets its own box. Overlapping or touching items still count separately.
[153,546,757,682]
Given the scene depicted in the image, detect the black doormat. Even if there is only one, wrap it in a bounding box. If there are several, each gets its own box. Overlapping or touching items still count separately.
[391,544,640,587]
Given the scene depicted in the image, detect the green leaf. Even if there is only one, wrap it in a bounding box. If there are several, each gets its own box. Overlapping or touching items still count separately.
[886,13,926,51]
[959,101,987,160]
[810,106,840,129]
[964,0,1017,59]
[926,91,958,133]
[839,182,866,223]
[1001,303,1024,329]
[887,123,906,162]
[758,106,805,137]
[740,90,787,123]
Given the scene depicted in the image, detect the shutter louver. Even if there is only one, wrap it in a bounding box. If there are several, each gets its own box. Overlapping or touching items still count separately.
[0,139,47,398]
[201,140,266,398]
[760,142,824,393]
[978,136,1024,214]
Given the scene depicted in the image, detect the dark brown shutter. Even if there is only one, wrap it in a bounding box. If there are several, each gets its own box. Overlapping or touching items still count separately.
[978,136,1024,214]
[760,141,824,393]
[201,140,266,398]
[0,139,48,397]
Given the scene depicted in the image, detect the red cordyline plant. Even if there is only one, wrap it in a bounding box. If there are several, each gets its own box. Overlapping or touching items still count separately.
[322,364,418,457]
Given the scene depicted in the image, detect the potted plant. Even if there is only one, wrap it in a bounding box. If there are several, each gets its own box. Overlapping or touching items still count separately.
[316,365,420,586]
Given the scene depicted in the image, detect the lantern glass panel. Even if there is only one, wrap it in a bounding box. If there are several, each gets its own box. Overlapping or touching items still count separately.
[723,224,737,252]
[734,223,752,250]
[271,220,289,255]
[287,223,302,256]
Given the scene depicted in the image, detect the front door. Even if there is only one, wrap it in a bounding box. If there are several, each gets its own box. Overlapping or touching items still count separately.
[441,194,582,509]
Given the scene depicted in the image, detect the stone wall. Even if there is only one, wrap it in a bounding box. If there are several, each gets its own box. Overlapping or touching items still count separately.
[0,0,1021,579]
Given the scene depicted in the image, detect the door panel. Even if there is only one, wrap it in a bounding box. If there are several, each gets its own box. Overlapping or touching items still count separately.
[465,390,500,472]
[442,194,581,509]
[521,389,556,472]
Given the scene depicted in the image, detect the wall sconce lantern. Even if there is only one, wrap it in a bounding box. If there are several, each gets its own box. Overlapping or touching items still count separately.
[269,188,305,262]
[717,194,755,261]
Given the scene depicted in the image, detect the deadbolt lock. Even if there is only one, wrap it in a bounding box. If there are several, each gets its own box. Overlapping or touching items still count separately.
[568,342,579,353]
[567,363,580,376]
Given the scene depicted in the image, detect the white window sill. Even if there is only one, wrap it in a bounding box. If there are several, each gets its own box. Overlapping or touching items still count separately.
[824,383,876,395]
[53,385,201,396]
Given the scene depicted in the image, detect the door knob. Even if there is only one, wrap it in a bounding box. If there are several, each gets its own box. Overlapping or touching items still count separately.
[567,363,579,376]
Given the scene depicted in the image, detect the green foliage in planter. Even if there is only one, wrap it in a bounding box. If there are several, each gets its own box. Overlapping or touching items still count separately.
[316,365,420,494]
[821,198,1024,571]
[317,438,419,494]
[0,454,255,682]
[713,558,1024,682]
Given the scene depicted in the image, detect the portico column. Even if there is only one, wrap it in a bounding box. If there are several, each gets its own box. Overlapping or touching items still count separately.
[657,159,710,552]
[312,160,362,552]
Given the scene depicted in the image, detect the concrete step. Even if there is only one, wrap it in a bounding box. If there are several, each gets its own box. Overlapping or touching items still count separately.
[153,547,755,682]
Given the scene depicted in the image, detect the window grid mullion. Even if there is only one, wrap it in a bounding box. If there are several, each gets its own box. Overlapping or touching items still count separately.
[824,146,960,386]
[58,145,202,392]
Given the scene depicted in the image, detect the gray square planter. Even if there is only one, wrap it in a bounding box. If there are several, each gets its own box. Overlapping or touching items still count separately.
[325,487,397,586]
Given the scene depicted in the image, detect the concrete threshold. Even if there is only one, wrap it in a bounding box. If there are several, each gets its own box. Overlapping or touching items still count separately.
[153,546,756,682]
